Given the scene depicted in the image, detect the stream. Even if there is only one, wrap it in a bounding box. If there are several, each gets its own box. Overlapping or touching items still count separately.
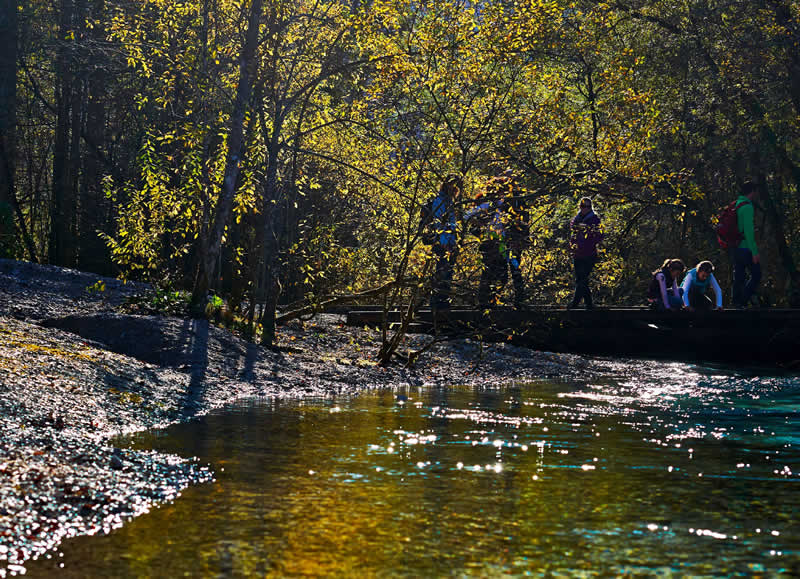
[26,361,800,576]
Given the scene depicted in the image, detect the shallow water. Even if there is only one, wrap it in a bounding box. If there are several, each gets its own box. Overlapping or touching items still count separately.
[27,363,800,576]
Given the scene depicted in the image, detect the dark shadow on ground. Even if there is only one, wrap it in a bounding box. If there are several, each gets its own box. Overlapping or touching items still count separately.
[39,314,180,366]
[240,342,260,382]
[179,318,209,417]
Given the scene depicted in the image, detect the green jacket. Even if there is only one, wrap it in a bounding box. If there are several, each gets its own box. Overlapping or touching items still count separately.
[736,195,758,257]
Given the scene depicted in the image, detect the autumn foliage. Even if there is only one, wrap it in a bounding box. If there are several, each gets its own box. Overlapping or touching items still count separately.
[2,0,800,344]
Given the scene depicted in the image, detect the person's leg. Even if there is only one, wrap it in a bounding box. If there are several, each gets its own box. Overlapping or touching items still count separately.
[584,257,597,309]
[479,241,504,308]
[572,257,591,307]
[570,258,582,306]
[491,246,508,306]
[430,244,451,308]
[509,248,526,306]
[742,257,762,306]
[438,256,454,308]
[478,271,492,308]
[690,287,712,310]
[667,293,683,309]
[732,248,750,307]
[478,247,492,308]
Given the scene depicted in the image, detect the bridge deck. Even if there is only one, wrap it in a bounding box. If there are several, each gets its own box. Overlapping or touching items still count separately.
[341,307,800,365]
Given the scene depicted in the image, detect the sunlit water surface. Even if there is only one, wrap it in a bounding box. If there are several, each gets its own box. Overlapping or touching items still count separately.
[27,362,800,576]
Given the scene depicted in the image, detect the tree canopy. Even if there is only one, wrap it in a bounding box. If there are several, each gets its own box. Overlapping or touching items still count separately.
[2,0,799,344]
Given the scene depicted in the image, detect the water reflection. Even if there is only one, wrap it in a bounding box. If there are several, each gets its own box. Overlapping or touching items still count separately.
[26,368,800,576]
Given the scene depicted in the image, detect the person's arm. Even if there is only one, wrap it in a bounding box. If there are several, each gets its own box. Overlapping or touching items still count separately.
[418,197,438,242]
[568,214,579,249]
[738,202,758,257]
[681,272,693,307]
[710,274,723,308]
[657,273,670,309]
[464,202,490,221]
[670,278,681,308]
[592,215,604,245]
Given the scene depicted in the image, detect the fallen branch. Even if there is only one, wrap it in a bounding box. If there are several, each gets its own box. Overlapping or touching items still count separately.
[275,280,400,325]
[377,261,432,366]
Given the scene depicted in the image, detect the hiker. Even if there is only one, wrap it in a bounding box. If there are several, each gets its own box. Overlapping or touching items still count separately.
[681,261,723,311]
[568,197,603,309]
[465,172,528,308]
[731,182,762,308]
[648,258,686,311]
[419,175,462,309]
[501,174,530,306]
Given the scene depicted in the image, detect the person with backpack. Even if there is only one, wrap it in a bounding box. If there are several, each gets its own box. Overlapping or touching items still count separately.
[465,172,529,308]
[419,175,462,310]
[647,258,686,310]
[568,197,603,309]
[729,182,762,308]
[681,260,723,311]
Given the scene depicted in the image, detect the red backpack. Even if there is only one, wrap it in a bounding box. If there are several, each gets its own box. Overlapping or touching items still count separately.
[715,199,749,249]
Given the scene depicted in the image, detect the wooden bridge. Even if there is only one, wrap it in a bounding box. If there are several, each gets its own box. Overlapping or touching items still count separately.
[343,306,800,366]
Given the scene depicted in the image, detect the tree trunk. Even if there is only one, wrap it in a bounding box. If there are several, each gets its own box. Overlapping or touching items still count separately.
[191,0,263,312]
[78,0,109,274]
[67,49,84,267]
[49,0,75,266]
[259,143,282,346]
[0,0,17,257]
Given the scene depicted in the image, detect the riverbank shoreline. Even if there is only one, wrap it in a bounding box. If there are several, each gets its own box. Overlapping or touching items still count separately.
[0,258,591,575]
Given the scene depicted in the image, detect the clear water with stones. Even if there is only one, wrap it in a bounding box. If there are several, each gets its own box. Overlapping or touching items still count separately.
[25,361,800,576]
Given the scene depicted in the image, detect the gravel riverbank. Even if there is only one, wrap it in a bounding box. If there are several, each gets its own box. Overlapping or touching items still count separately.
[0,258,591,575]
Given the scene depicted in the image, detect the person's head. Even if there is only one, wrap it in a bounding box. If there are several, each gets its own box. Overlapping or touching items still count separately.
[501,167,515,179]
[482,176,505,201]
[696,260,714,282]
[742,181,760,200]
[497,170,516,197]
[441,175,463,199]
[579,197,592,214]
[660,258,686,280]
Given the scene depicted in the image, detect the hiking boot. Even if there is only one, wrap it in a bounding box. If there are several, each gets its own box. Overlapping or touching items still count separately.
[749,295,761,309]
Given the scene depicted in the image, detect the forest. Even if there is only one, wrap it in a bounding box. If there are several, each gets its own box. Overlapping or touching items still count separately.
[1,0,800,347]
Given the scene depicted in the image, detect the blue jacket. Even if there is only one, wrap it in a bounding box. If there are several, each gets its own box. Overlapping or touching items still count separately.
[431,193,457,247]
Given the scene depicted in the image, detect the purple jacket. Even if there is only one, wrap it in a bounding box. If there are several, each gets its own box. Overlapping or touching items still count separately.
[570,210,603,258]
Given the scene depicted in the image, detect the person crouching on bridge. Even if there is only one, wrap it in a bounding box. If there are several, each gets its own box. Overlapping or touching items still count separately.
[568,197,603,310]
[681,261,723,311]
[648,258,686,311]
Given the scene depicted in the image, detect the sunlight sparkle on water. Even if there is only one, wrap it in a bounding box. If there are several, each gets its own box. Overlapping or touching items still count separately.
[32,369,800,578]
